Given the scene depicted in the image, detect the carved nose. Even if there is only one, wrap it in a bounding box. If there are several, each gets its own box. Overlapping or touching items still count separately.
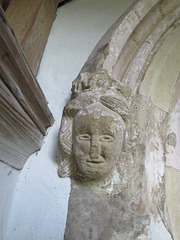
[90,135,100,159]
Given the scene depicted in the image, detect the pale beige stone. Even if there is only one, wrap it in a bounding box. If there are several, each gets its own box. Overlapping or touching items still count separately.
[58,70,130,180]
[140,25,180,111]
[73,103,124,180]
[111,4,163,82]
[118,6,180,89]
[58,1,180,239]
[145,104,166,205]
[165,167,180,240]
[166,99,180,171]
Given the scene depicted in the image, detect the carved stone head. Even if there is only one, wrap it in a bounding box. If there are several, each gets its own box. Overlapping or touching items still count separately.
[73,102,124,180]
[58,70,130,180]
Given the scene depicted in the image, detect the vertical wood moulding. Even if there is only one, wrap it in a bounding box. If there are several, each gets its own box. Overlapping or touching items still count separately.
[6,0,64,75]
[0,0,11,10]
[0,6,54,169]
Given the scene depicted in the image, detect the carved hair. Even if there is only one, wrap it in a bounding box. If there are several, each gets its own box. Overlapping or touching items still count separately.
[58,70,131,178]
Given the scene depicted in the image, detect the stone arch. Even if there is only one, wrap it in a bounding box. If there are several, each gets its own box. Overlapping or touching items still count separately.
[77,0,180,94]
[61,0,180,239]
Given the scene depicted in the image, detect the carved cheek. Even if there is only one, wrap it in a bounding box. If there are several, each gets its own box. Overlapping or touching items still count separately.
[75,139,90,155]
[101,142,114,156]
[101,140,119,160]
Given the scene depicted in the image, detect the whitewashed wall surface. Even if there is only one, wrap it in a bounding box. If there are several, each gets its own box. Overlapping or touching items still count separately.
[0,0,137,239]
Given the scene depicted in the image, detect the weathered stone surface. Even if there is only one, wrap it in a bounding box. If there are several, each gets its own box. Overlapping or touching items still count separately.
[140,25,180,112]
[165,167,180,240]
[59,75,151,239]
[65,178,149,240]
[59,70,131,180]
[165,74,180,171]
[58,0,180,239]
[164,72,180,240]
[73,103,124,180]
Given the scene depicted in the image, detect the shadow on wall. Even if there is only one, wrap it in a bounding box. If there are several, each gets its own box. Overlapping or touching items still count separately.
[58,0,73,8]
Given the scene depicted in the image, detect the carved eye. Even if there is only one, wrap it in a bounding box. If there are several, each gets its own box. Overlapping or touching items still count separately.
[99,135,114,142]
[78,134,90,141]
[134,105,139,110]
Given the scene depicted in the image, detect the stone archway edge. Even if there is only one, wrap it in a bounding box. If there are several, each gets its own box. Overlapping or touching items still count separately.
[76,0,180,98]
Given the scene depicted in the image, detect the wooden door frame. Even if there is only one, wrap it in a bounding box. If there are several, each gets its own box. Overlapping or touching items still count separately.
[0,2,61,168]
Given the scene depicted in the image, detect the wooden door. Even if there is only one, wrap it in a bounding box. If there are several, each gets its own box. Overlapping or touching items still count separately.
[0,2,63,169]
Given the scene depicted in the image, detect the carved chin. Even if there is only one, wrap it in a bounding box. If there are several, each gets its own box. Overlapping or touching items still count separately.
[77,160,115,180]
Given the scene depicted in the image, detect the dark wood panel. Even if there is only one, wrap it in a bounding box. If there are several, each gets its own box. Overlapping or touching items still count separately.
[0,0,11,10]
[0,78,44,169]
[0,6,54,134]
[6,0,64,75]
[0,6,54,169]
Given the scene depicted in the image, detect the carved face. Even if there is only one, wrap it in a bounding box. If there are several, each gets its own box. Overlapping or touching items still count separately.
[73,103,124,180]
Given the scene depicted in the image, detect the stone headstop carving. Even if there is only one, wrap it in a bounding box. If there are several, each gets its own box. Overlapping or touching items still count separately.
[58,70,131,181]
[57,0,180,238]
[58,70,151,240]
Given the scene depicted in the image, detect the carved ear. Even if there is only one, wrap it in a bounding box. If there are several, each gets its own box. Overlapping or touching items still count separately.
[58,99,82,178]
[59,115,72,156]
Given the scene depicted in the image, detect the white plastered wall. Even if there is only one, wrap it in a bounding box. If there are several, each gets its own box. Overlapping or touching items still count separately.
[0,0,136,239]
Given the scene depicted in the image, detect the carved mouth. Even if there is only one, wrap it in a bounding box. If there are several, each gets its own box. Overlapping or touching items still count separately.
[86,159,104,164]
